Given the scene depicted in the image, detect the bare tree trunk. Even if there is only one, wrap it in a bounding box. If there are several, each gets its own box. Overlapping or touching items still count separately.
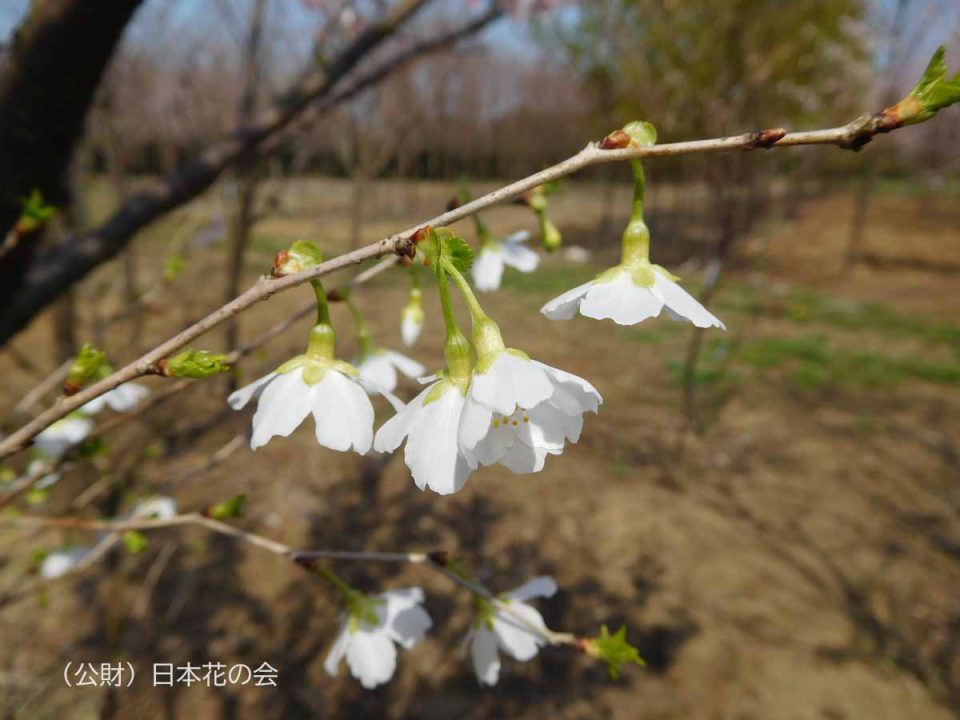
[223,0,267,391]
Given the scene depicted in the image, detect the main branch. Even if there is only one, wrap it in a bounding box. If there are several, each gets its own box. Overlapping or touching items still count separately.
[0,110,912,461]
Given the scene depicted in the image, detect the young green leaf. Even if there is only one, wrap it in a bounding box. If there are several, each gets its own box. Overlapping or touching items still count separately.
[160,349,231,378]
[207,493,246,520]
[65,343,107,394]
[900,45,960,123]
[584,624,645,679]
[122,530,149,554]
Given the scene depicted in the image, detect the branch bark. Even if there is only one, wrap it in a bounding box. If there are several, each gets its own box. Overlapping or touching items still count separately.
[0,0,435,344]
[0,0,144,307]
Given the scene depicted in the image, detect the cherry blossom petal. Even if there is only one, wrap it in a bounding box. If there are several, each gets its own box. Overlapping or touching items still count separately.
[310,371,374,453]
[470,353,553,416]
[473,247,505,292]
[373,385,429,454]
[346,628,398,689]
[506,576,557,601]
[358,354,399,394]
[501,242,539,273]
[536,363,602,415]
[34,417,94,458]
[471,627,502,686]
[651,271,725,329]
[457,396,495,456]
[503,229,532,245]
[227,371,278,410]
[384,351,426,379]
[404,386,471,494]
[581,272,663,325]
[497,439,547,474]
[323,621,351,677]
[130,497,177,520]
[250,368,313,450]
[493,602,548,661]
[105,383,150,412]
[381,587,432,649]
[40,546,94,579]
[540,280,593,320]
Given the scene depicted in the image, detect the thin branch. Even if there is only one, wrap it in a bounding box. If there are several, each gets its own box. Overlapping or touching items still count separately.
[12,358,72,416]
[0,109,915,461]
[0,511,576,647]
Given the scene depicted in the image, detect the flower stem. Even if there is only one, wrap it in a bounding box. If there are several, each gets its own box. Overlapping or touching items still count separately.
[440,258,487,326]
[620,160,651,265]
[310,279,331,326]
[435,262,475,380]
[629,159,645,222]
[344,297,374,358]
[441,258,505,360]
[312,563,356,602]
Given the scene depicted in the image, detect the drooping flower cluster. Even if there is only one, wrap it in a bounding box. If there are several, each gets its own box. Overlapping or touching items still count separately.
[542,123,724,329]
[230,235,599,495]
[467,576,557,686]
[312,562,592,689]
[375,229,600,494]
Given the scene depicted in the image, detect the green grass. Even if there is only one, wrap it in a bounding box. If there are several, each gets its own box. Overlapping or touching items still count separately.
[708,333,960,391]
[500,262,598,296]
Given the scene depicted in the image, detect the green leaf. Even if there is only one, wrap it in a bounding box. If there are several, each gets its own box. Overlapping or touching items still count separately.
[163,255,184,283]
[25,488,49,506]
[904,45,960,122]
[76,437,106,459]
[16,190,55,232]
[161,349,231,378]
[207,494,246,520]
[424,227,474,273]
[443,234,474,273]
[122,530,148,554]
[586,625,645,679]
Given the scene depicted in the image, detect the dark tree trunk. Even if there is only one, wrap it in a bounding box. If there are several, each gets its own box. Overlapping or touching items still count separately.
[0,0,144,300]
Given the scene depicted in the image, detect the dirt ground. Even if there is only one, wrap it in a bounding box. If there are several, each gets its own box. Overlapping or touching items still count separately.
[1,177,958,719]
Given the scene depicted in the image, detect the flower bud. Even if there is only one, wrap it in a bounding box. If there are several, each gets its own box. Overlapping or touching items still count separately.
[401,289,424,347]
[539,215,562,253]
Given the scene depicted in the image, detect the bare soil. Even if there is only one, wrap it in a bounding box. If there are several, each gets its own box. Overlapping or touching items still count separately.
[1,179,958,719]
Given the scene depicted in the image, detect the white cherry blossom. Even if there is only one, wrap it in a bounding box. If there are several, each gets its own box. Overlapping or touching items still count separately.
[374,377,473,495]
[541,262,724,328]
[129,496,177,520]
[473,230,538,292]
[33,415,94,459]
[324,587,432,689]
[468,576,557,686]
[40,546,95,579]
[229,362,375,453]
[458,349,601,474]
[81,382,150,414]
